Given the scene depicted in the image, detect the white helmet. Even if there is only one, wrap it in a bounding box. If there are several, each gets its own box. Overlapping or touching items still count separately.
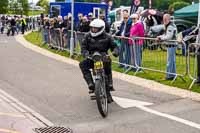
[89,19,105,37]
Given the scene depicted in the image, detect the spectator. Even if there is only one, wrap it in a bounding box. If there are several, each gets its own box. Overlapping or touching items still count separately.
[87,12,93,23]
[10,17,16,36]
[67,16,72,30]
[99,14,110,33]
[55,16,63,50]
[78,16,90,32]
[76,13,83,31]
[6,17,12,36]
[1,15,6,34]
[177,26,197,56]
[62,16,69,48]
[129,13,145,70]
[54,15,63,28]
[42,17,50,44]
[115,11,132,68]
[49,18,55,48]
[21,17,26,34]
[16,17,21,34]
[157,14,177,80]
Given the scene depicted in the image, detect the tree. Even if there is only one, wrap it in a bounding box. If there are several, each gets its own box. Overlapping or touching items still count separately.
[37,0,50,14]
[9,0,19,14]
[0,0,9,14]
[169,1,190,11]
[18,0,29,15]
[169,0,199,4]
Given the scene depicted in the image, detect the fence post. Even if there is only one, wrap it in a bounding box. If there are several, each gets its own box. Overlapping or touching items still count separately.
[70,0,75,57]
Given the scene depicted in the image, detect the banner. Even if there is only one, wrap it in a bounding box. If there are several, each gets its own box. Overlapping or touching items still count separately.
[130,0,141,15]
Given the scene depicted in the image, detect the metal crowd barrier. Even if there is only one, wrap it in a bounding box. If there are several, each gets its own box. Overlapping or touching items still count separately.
[113,36,187,83]
[75,31,86,55]
[188,43,200,89]
[112,36,139,72]
[41,28,85,55]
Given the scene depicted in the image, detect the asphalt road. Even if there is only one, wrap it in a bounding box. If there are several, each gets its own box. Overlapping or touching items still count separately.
[1,34,200,133]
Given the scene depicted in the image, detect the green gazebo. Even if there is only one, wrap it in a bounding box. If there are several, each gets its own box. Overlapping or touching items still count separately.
[174,3,199,17]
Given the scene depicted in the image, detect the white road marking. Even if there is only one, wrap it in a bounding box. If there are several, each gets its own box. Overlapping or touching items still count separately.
[112,96,153,108]
[0,128,20,133]
[139,106,200,130]
[113,96,200,130]
[0,112,25,118]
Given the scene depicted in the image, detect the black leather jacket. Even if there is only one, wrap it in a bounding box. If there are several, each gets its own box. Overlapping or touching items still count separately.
[81,32,119,55]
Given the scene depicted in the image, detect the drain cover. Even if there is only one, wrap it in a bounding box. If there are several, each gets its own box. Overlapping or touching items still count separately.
[34,126,73,133]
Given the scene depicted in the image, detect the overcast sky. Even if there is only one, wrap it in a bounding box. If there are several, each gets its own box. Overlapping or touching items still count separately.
[28,0,39,3]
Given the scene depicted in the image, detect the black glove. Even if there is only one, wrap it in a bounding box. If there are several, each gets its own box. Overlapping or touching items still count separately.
[112,48,119,57]
[82,50,89,58]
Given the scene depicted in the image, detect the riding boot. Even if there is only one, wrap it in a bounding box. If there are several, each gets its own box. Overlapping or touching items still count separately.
[106,89,113,103]
[84,73,95,93]
[107,74,115,91]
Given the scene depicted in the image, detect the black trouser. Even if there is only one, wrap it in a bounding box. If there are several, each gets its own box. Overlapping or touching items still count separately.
[11,26,15,36]
[21,25,25,34]
[79,58,112,88]
[1,26,4,33]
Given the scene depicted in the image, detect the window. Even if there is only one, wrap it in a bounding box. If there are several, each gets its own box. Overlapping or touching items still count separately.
[51,5,61,18]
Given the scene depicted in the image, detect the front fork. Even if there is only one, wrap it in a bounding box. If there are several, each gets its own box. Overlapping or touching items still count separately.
[94,71,110,95]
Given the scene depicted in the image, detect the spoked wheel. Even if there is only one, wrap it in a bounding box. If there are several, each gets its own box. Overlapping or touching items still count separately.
[95,79,108,118]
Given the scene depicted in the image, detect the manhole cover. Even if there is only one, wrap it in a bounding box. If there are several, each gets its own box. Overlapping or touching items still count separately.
[34,126,73,133]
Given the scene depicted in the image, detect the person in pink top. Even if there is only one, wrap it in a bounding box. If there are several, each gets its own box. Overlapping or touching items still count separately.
[129,13,144,70]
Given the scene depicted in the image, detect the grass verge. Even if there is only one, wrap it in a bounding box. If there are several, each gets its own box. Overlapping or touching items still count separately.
[24,31,200,93]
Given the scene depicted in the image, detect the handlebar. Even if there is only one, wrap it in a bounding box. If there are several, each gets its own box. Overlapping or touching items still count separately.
[86,53,112,60]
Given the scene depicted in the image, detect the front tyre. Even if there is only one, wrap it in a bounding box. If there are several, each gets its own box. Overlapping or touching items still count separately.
[95,78,108,118]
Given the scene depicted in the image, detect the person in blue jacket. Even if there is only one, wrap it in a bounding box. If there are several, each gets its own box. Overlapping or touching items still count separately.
[115,9,132,68]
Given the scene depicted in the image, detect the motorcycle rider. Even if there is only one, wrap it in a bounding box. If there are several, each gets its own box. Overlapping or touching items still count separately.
[79,19,119,103]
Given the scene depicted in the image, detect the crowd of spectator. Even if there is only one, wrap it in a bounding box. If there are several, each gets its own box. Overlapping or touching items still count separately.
[0,15,39,36]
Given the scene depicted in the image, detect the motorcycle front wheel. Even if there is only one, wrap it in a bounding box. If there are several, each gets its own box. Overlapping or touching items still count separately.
[95,78,108,118]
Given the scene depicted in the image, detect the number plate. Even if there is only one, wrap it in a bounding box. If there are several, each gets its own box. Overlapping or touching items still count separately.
[94,61,103,69]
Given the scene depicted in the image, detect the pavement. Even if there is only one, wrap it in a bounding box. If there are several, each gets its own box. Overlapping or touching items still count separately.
[1,32,200,133]
[0,33,50,133]
[0,88,46,133]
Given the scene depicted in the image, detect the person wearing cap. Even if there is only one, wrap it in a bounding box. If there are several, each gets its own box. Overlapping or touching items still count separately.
[87,12,93,22]
[157,14,177,80]
[129,13,144,70]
